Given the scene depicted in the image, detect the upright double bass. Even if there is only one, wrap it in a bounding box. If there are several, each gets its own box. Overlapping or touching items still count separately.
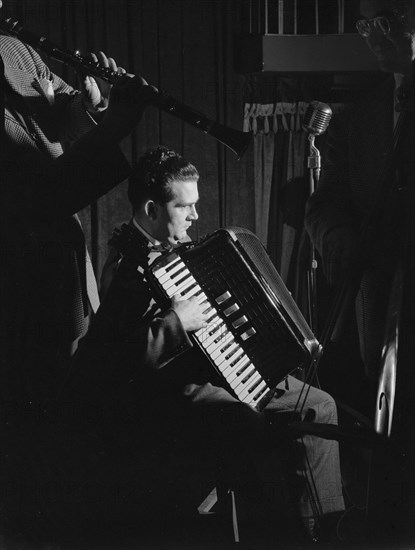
[312,76,415,543]
[366,84,415,543]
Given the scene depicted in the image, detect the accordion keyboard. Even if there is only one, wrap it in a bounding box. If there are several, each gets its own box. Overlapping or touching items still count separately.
[152,255,271,408]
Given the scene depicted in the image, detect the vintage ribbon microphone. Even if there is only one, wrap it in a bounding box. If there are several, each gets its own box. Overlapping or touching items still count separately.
[0,17,252,160]
[302,101,332,334]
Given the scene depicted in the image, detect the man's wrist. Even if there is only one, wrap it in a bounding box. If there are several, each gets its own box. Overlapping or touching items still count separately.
[83,98,108,115]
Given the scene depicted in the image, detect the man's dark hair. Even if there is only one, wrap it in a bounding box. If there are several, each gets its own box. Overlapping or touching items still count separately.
[128,146,199,208]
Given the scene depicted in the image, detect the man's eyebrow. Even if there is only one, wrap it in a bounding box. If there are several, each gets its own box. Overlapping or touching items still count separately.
[175,197,200,206]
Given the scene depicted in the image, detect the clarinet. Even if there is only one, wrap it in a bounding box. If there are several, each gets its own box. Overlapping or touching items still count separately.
[0,17,252,160]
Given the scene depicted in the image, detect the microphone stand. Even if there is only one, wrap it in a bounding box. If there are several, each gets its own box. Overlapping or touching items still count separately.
[306,133,321,335]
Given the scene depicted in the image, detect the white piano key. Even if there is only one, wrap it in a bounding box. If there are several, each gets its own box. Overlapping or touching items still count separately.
[227,363,255,387]
[223,357,251,383]
[228,360,255,381]
[228,365,256,391]
[225,348,247,368]
[163,270,193,292]
[165,275,197,297]
[162,273,189,292]
[153,256,181,279]
[205,319,226,337]
[233,371,261,400]
[236,379,263,403]
[195,315,221,339]
[205,309,217,320]
[205,333,234,358]
[198,321,227,349]
[224,343,241,361]
[213,344,247,373]
[209,338,237,360]
[212,350,240,371]
[247,377,268,401]
[179,282,199,299]
[196,292,209,304]
[222,355,250,381]
[174,271,194,288]
[195,326,206,339]
[248,377,268,398]
[232,371,260,400]
[247,381,269,406]
[162,264,190,288]
[204,316,223,331]
[157,260,186,284]
[240,375,266,403]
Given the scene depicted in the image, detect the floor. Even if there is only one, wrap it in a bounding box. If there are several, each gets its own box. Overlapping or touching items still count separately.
[2,446,413,550]
[1,379,414,550]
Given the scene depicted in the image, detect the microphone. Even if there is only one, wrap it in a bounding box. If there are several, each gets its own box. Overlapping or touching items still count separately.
[303,101,332,333]
[303,101,332,135]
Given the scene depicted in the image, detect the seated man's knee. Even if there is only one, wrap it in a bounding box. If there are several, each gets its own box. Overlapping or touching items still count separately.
[308,390,338,424]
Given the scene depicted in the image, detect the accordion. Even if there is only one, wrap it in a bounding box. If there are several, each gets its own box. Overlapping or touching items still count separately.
[148,227,321,411]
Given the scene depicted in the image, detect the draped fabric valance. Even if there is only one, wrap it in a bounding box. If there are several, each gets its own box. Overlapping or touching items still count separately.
[244,102,344,135]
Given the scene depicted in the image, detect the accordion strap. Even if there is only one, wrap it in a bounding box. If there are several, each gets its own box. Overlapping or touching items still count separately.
[108,223,150,269]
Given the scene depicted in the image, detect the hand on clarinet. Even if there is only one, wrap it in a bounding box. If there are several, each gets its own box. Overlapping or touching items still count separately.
[80,51,121,113]
[171,295,207,332]
[80,50,157,138]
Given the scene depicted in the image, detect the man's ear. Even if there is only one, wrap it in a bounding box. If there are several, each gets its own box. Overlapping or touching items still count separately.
[145,200,158,220]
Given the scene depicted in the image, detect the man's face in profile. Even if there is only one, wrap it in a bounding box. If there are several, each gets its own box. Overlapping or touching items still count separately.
[359,0,415,73]
[152,179,199,247]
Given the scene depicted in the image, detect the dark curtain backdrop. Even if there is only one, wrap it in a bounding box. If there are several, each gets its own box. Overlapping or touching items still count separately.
[2,0,255,280]
[243,99,342,323]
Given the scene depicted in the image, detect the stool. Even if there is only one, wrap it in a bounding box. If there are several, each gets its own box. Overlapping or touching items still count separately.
[198,485,240,543]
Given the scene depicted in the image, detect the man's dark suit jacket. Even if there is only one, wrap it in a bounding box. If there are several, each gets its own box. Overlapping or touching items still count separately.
[61,222,267,452]
[0,34,131,405]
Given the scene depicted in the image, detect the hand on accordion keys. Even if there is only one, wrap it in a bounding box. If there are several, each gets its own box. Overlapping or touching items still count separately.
[171,295,208,332]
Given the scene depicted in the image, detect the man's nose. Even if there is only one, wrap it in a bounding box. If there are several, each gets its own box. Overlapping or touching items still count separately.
[188,206,198,220]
